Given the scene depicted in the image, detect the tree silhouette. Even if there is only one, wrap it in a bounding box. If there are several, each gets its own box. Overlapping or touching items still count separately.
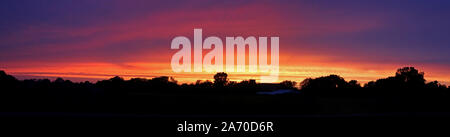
[0,70,18,87]
[148,76,178,89]
[365,67,426,88]
[0,67,449,115]
[395,67,425,88]
[0,70,17,82]
[195,80,213,88]
[348,80,361,88]
[425,80,447,89]
[213,72,228,87]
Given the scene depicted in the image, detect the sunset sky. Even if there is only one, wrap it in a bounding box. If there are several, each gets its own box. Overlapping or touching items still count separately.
[0,0,449,85]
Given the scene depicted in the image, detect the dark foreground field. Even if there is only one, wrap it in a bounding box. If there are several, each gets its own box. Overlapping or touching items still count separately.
[1,86,450,136]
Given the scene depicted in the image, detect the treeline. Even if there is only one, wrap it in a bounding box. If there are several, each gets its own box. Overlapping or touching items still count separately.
[0,67,449,114]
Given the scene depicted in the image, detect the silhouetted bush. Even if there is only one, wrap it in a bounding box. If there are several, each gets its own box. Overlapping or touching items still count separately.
[300,75,358,89]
